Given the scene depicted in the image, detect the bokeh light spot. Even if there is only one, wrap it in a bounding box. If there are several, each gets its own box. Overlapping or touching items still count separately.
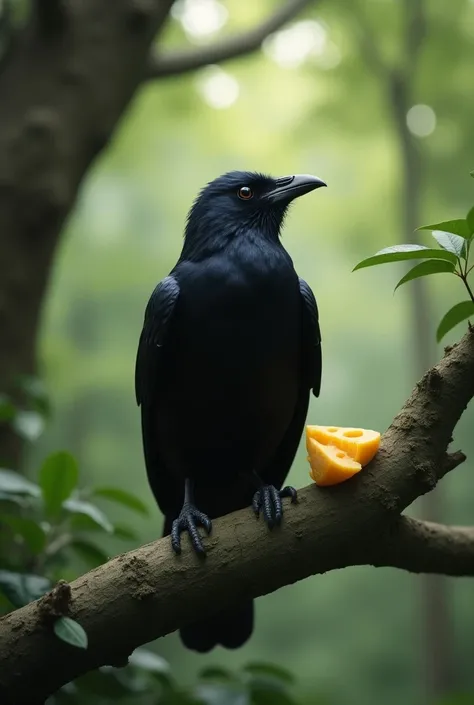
[172,0,228,39]
[406,104,437,138]
[196,66,239,109]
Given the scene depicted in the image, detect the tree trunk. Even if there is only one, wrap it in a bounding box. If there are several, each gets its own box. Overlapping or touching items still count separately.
[390,72,456,703]
[0,0,174,469]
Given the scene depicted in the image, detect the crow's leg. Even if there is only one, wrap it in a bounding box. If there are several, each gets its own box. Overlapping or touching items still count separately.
[171,479,212,555]
[251,473,297,529]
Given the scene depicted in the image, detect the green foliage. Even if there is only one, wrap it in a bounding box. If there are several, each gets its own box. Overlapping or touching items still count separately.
[0,514,46,554]
[63,498,113,533]
[0,570,51,608]
[354,181,474,341]
[0,468,40,497]
[436,301,474,342]
[353,244,458,270]
[393,260,455,291]
[91,486,149,515]
[54,616,88,649]
[417,220,471,238]
[40,451,79,517]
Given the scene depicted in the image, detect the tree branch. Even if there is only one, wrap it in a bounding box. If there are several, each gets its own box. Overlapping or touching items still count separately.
[146,0,316,79]
[1,328,473,704]
[367,517,474,576]
[404,0,426,66]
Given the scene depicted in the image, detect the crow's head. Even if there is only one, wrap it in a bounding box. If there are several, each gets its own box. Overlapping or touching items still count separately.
[182,171,326,260]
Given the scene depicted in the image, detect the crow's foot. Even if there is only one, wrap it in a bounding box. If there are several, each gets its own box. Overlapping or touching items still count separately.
[252,485,297,529]
[171,503,212,555]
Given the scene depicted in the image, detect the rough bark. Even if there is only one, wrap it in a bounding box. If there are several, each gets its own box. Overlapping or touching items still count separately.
[0,328,473,705]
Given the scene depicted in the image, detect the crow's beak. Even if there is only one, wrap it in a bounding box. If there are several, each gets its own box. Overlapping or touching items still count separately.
[264,174,327,204]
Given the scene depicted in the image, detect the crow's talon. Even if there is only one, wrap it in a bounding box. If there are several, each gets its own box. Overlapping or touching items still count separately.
[171,503,212,555]
[252,484,297,529]
[280,485,298,503]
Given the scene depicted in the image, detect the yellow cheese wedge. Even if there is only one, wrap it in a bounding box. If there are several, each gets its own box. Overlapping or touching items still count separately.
[306,425,381,487]
[306,425,381,467]
[307,438,362,486]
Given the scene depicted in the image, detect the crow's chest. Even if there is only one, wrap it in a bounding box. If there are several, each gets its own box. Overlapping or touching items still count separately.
[175,251,301,352]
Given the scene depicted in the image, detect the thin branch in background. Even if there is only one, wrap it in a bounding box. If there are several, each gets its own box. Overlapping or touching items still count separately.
[404,0,427,67]
[368,517,474,576]
[146,0,316,79]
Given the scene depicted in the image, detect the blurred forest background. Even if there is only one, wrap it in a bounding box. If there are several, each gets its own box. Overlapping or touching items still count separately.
[2,0,474,704]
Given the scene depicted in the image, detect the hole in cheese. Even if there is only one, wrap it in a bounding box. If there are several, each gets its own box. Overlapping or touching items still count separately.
[343,430,363,438]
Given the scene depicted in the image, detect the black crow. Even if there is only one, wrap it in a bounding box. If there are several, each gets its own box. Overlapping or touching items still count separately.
[135,171,325,651]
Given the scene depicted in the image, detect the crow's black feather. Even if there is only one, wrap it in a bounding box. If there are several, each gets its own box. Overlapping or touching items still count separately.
[135,170,325,652]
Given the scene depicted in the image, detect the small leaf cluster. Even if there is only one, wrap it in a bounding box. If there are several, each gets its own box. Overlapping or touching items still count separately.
[0,375,51,442]
[354,174,474,342]
[0,452,148,641]
[45,657,303,705]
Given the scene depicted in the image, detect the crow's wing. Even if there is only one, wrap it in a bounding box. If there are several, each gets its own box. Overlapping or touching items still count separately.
[135,276,181,520]
[299,277,322,397]
[260,279,321,490]
[135,275,179,407]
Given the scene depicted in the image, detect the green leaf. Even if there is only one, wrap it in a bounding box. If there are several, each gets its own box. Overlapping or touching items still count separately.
[0,491,26,507]
[467,207,474,237]
[17,376,51,419]
[54,616,88,649]
[243,664,294,687]
[92,487,149,515]
[70,539,110,568]
[470,171,474,178]
[394,260,455,291]
[75,668,136,698]
[431,231,466,257]
[249,686,295,705]
[63,499,113,533]
[200,666,236,682]
[353,245,457,271]
[129,648,171,674]
[113,523,138,541]
[0,468,40,497]
[13,410,45,441]
[0,570,51,607]
[195,684,249,705]
[0,514,46,554]
[40,452,79,516]
[436,301,474,342]
[417,219,470,238]
[0,394,16,422]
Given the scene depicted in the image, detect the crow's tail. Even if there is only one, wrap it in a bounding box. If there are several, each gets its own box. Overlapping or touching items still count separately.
[163,515,254,652]
[179,601,254,653]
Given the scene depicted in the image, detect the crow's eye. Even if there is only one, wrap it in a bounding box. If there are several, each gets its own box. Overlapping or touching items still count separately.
[238,186,253,200]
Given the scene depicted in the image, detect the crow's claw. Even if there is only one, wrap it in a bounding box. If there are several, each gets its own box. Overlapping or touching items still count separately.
[171,503,212,555]
[252,484,297,529]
